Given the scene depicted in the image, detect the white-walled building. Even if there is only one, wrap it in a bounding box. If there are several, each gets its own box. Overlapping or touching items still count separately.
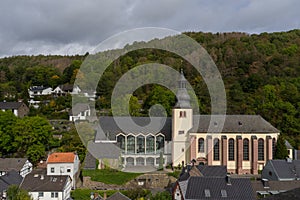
[46,152,80,189]
[88,71,280,174]
[28,86,53,98]
[69,103,91,122]
[21,173,72,200]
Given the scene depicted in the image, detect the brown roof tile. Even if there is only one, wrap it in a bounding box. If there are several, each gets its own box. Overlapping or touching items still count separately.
[47,152,76,163]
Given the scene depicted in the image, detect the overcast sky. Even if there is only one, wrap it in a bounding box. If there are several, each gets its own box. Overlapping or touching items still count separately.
[0,0,299,57]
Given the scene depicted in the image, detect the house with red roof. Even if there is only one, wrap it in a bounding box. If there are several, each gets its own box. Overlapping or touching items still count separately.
[46,152,80,189]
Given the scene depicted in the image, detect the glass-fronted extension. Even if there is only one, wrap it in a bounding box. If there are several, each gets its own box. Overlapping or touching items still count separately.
[116,133,166,166]
[116,133,165,155]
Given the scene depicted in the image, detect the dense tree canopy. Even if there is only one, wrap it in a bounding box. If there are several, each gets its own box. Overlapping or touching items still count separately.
[0,111,55,163]
[0,29,299,148]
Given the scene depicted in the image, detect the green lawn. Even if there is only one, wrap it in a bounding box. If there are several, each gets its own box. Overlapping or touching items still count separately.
[71,189,118,200]
[71,189,153,200]
[82,169,142,185]
[167,170,181,178]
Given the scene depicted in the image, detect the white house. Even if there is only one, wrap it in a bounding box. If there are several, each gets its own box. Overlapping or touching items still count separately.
[52,84,81,97]
[46,152,80,189]
[69,103,91,122]
[21,173,72,200]
[28,86,53,98]
[0,158,32,177]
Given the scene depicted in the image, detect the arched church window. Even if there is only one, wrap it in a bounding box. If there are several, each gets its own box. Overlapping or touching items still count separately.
[243,138,249,160]
[179,111,186,118]
[258,138,264,161]
[198,138,205,153]
[117,134,125,153]
[146,135,155,154]
[213,138,220,161]
[137,135,145,154]
[228,138,235,161]
[127,135,135,154]
[156,135,165,154]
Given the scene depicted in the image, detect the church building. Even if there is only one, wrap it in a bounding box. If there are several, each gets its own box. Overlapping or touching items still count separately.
[90,71,279,174]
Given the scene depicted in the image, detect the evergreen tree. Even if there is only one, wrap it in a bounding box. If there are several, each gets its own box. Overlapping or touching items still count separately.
[274,135,289,159]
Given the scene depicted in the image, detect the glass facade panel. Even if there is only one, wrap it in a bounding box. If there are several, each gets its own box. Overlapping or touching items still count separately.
[127,135,135,154]
[146,135,155,154]
[156,135,165,154]
[117,135,125,153]
[137,135,145,154]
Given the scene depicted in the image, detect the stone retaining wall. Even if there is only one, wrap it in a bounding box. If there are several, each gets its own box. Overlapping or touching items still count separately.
[82,172,177,190]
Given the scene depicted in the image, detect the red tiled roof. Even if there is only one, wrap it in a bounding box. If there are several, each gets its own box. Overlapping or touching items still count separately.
[47,152,76,163]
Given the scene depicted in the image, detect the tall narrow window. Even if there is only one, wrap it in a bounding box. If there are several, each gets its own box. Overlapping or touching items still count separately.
[198,138,205,153]
[213,138,220,161]
[179,111,183,118]
[127,135,135,154]
[156,135,165,154]
[146,135,155,154]
[243,138,249,160]
[117,135,125,153]
[228,138,235,161]
[258,138,264,161]
[272,138,276,159]
[179,111,186,118]
[137,135,145,154]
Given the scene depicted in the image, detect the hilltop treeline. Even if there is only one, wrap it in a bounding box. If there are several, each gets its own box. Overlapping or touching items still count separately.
[0,30,299,147]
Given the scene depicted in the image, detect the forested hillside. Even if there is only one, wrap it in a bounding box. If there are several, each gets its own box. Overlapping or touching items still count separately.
[0,30,299,147]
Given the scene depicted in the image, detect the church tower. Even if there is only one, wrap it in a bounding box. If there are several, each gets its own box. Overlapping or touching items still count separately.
[172,70,193,167]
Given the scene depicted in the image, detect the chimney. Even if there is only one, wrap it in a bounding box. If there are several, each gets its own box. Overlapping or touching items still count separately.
[103,192,107,200]
[226,175,231,185]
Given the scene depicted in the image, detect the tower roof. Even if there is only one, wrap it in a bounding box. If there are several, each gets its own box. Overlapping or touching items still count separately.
[175,69,191,108]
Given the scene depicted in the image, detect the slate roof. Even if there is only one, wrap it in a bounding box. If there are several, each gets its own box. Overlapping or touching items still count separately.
[191,115,279,133]
[70,103,90,115]
[95,115,278,143]
[29,86,50,91]
[0,158,28,172]
[97,116,172,141]
[264,187,300,200]
[268,160,300,180]
[61,84,74,92]
[0,170,23,192]
[83,152,97,170]
[179,165,227,181]
[0,102,25,109]
[185,176,254,200]
[197,165,227,177]
[252,180,300,198]
[21,173,70,192]
[295,150,300,160]
[87,141,120,159]
[106,192,131,200]
[285,140,293,149]
[47,152,76,163]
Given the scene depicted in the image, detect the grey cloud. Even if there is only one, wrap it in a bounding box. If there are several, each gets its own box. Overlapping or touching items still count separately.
[0,0,299,57]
